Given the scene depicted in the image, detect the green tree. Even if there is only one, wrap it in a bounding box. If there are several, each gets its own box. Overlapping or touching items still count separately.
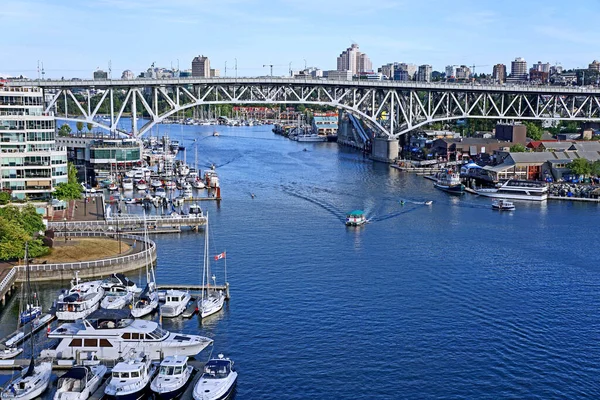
[67,162,79,185]
[591,160,600,176]
[58,124,72,137]
[54,182,82,201]
[569,158,592,176]
[523,122,542,141]
[86,122,93,132]
[510,143,527,152]
[76,121,84,133]
[0,206,48,260]
[0,191,10,205]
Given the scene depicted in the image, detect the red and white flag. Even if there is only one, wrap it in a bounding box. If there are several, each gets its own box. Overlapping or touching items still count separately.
[214,252,226,261]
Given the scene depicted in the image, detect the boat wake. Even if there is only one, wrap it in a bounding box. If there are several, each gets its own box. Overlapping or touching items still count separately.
[281,185,346,222]
[368,207,422,222]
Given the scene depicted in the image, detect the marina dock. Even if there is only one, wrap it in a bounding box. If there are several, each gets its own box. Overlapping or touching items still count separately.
[157,283,230,300]
[0,313,55,349]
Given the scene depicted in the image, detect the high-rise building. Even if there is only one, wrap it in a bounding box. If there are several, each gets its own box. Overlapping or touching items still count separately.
[531,61,551,73]
[445,65,458,80]
[192,55,211,77]
[510,57,528,80]
[0,87,68,200]
[589,60,600,71]
[210,69,220,78]
[492,64,507,83]
[336,44,372,76]
[417,65,432,82]
[93,69,108,80]
[379,63,395,79]
[456,65,472,80]
[121,70,135,80]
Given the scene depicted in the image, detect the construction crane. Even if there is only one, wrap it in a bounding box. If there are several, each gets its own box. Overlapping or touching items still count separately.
[262,64,291,77]
[470,64,489,75]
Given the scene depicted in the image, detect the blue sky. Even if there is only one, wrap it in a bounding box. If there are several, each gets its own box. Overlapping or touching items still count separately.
[1,0,598,78]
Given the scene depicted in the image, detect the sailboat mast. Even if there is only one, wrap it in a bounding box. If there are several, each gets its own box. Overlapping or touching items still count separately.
[25,242,33,356]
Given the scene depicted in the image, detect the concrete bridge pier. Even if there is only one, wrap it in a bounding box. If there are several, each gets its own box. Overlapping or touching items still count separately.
[370,138,399,163]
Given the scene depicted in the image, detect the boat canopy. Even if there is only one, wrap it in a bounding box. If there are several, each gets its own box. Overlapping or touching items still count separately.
[60,366,89,381]
[347,210,364,217]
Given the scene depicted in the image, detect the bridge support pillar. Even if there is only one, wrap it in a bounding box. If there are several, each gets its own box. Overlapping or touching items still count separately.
[370,138,399,163]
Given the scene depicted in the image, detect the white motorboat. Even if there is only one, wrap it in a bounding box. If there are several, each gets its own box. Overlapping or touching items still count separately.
[475,179,548,201]
[54,365,107,400]
[1,244,52,400]
[150,356,194,400]
[131,282,159,318]
[296,133,327,142]
[108,183,119,191]
[198,214,225,319]
[46,309,213,361]
[160,290,191,318]
[192,179,205,189]
[345,210,367,226]
[151,179,163,189]
[192,354,237,400]
[0,346,23,360]
[1,360,52,400]
[101,273,140,293]
[101,286,134,309]
[56,274,105,321]
[122,178,134,191]
[105,354,157,400]
[492,199,516,211]
[136,180,148,191]
[189,204,203,215]
[182,188,193,198]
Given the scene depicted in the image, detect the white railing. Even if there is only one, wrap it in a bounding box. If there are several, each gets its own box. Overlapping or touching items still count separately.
[0,268,16,295]
[14,232,155,274]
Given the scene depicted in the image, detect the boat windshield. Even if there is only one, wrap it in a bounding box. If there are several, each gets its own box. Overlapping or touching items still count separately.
[147,326,168,340]
[203,360,231,379]
[160,366,175,375]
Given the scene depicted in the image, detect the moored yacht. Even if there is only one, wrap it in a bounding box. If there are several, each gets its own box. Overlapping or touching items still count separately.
[46,309,213,361]
[122,179,134,191]
[54,365,107,400]
[105,354,157,400]
[0,359,52,400]
[131,282,159,318]
[101,286,134,309]
[160,290,191,318]
[101,273,140,293]
[150,356,194,400]
[475,179,548,201]
[56,277,105,321]
[192,354,237,400]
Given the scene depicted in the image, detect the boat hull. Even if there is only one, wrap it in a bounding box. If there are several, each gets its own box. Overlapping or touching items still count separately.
[193,374,237,400]
[151,381,190,400]
[476,190,547,201]
[433,182,465,194]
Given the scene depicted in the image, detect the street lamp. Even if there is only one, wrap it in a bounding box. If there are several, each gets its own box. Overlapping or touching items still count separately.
[63,217,67,242]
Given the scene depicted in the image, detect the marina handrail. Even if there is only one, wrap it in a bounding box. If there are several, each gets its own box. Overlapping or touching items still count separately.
[15,232,156,273]
[0,268,17,295]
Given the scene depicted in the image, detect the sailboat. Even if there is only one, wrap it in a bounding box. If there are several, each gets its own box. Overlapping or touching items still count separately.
[1,243,52,400]
[131,212,159,318]
[198,213,225,319]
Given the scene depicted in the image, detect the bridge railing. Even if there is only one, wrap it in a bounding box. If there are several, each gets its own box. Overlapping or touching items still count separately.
[15,232,156,274]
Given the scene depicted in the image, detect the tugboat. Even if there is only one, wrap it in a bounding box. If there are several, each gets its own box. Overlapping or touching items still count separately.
[345,210,367,226]
[433,169,464,194]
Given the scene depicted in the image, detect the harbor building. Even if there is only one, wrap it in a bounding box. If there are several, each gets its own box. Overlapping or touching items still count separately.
[192,55,211,78]
[56,135,142,185]
[0,86,68,200]
[312,113,338,140]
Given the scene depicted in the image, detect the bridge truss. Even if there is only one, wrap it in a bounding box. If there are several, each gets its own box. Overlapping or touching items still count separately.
[14,78,600,138]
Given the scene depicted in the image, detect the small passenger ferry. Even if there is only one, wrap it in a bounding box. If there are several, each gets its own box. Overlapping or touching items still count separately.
[345,210,367,226]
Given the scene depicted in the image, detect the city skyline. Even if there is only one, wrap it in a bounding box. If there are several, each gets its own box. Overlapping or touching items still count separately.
[2,0,599,78]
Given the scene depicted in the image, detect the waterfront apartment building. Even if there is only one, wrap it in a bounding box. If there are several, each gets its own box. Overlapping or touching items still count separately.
[192,55,211,78]
[509,57,528,81]
[417,65,432,82]
[445,65,458,80]
[492,64,507,83]
[336,44,372,76]
[0,87,68,200]
[455,65,471,80]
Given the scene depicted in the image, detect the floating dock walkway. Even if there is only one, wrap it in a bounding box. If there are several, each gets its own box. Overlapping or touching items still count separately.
[48,214,207,234]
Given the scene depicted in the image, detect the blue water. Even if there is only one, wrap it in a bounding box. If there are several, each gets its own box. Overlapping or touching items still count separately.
[2,124,600,398]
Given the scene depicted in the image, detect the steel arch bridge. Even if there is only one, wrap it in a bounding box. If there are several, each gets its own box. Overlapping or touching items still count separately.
[9,78,600,138]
